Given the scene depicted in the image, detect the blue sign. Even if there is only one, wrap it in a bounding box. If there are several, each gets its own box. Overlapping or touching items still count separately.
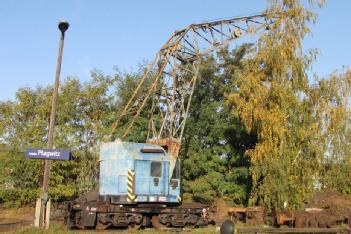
[26,148,72,160]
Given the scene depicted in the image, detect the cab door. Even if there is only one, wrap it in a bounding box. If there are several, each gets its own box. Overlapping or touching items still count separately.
[134,160,150,195]
[149,161,169,195]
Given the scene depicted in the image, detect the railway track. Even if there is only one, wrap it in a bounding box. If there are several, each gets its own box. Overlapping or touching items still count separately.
[1,217,350,233]
[0,220,32,232]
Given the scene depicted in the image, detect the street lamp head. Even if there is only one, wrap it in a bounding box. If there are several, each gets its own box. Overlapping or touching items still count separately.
[58,20,69,33]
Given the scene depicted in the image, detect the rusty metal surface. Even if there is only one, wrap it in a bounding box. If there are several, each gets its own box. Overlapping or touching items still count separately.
[109,13,280,168]
[140,148,165,153]
[147,138,181,173]
[228,206,265,226]
[276,211,295,225]
[69,200,208,214]
[66,200,214,229]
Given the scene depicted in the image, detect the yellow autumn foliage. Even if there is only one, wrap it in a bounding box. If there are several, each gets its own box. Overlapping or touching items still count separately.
[226,0,351,211]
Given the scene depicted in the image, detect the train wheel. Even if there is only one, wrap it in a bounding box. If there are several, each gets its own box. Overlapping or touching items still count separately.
[317,213,330,228]
[74,212,85,229]
[128,223,141,230]
[151,216,167,230]
[309,215,318,228]
[295,213,310,228]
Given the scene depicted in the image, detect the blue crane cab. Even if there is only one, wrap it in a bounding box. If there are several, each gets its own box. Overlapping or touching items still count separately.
[99,140,181,204]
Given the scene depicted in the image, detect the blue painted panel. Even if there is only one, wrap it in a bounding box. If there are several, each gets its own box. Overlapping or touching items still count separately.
[100,160,118,195]
[168,178,180,201]
[169,195,179,202]
[99,140,178,201]
[118,175,127,193]
[168,160,181,202]
[136,195,147,202]
[134,160,150,195]
[99,140,169,162]
[99,157,133,195]
[99,141,136,196]
[164,162,169,195]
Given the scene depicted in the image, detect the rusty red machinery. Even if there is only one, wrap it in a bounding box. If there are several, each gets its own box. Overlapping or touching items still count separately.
[228,207,350,228]
[228,207,265,225]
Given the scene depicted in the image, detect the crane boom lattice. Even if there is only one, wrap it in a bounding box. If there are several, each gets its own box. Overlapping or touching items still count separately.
[110,13,278,164]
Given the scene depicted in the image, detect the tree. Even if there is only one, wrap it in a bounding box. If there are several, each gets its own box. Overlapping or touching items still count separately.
[310,69,351,194]
[0,71,117,206]
[3,1,351,211]
[228,0,325,210]
[181,46,257,205]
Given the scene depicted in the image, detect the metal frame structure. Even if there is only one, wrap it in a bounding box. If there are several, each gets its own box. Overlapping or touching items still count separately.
[110,13,277,161]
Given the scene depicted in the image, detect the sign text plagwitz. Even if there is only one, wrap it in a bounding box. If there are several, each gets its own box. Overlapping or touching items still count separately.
[26,148,72,160]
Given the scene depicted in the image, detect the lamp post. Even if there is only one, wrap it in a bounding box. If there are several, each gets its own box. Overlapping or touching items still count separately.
[40,20,69,229]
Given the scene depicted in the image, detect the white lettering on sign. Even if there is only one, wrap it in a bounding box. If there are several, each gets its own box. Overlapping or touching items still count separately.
[37,150,61,158]
[26,150,62,158]
[26,148,71,160]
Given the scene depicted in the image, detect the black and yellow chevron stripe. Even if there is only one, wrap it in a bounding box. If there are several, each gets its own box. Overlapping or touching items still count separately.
[127,169,137,202]
[177,196,182,203]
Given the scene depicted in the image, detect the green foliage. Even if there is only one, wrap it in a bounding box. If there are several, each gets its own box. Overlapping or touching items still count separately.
[181,46,256,205]
[312,70,351,195]
[111,68,154,142]
[0,49,255,207]
[227,0,351,211]
[1,0,351,213]
[231,1,320,210]
[0,188,39,208]
[0,71,118,204]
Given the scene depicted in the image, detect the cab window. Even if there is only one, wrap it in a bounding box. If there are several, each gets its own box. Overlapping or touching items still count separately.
[151,161,162,177]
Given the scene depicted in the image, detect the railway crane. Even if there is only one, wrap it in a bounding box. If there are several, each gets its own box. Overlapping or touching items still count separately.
[65,12,278,230]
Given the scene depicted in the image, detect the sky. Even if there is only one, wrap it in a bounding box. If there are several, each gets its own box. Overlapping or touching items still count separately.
[0,1,350,101]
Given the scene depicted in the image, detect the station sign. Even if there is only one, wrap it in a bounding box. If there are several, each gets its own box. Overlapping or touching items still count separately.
[26,148,72,160]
